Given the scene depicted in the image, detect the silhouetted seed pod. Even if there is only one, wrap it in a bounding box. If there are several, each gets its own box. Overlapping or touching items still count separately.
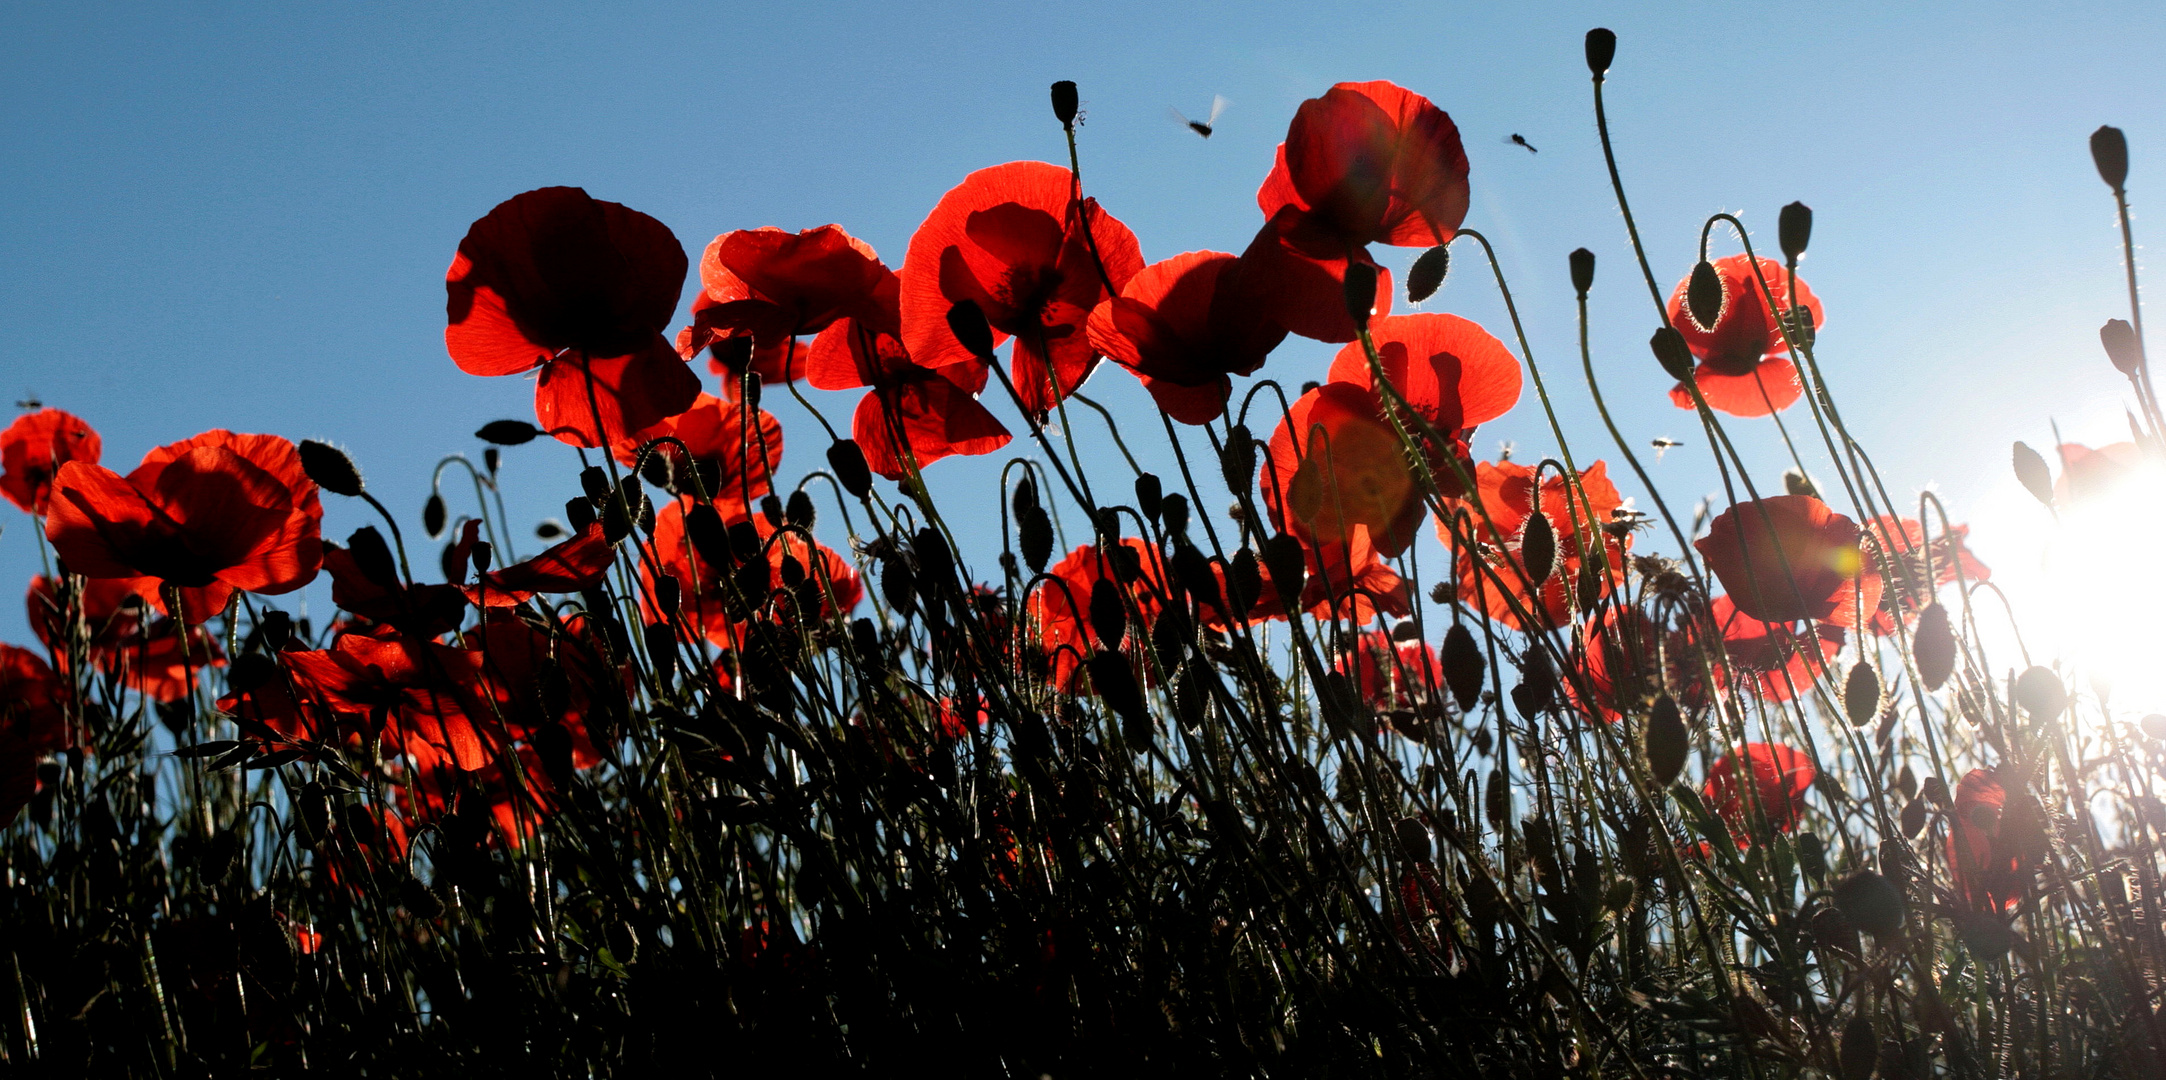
[1227,547,1262,614]
[1134,473,1163,521]
[300,440,364,497]
[1088,650,1151,743]
[1895,762,1917,802]
[2012,441,2054,507]
[1109,544,1144,583]
[879,551,915,617]
[565,496,596,533]
[639,449,673,491]
[1900,797,1928,839]
[851,618,884,674]
[2101,318,2143,376]
[1519,647,1556,712]
[1089,578,1127,649]
[1797,831,1828,882]
[1018,502,1053,574]
[2092,124,2129,192]
[1171,543,1223,612]
[1913,602,1956,690]
[1521,511,1555,585]
[783,489,815,530]
[1342,262,1379,330]
[476,419,540,446]
[1834,869,1905,937]
[535,722,574,793]
[1442,623,1484,711]
[1160,492,1190,537]
[1776,201,1814,264]
[732,559,770,608]
[1845,662,1880,727]
[1430,580,1455,605]
[1650,326,1695,381]
[1050,80,1079,128]
[637,494,656,536]
[643,621,678,690]
[827,439,873,498]
[422,493,447,539]
[1152,608,1190,671]
[470,540,492,573]
[727,520,760,562]
[602,493,636,544]
[257,610,292,652]
[686,503,732,569]
[760,494,784,528]
[1486,769,1510,827]
[1220,425,1256,497]
[778,554,805,590]
[347,527,401,589]
[1394,817,1433,863]
[1645,693,1688,786]
[1569,248,1595,298]
[2016,665,2067,719]
[577,467,608,503]
[1407,245,1450,303]
[1839,1017,1877,1080]
[946,300,997,359]
[1685,260,1724,331]
[914,528,954,590]
[654,573,680,618]
[1260,533,1306,604]
[1585,28,1616,77]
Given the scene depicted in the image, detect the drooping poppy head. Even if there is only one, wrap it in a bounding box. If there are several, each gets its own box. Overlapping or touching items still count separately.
[45,430,324,623]
[1695,495,1880,628]
[1264,382,1426,557]
[1027,540,1166,690]
[1442,459,1629,630]
[614,393,784,521]
[1225,208,1396,344]
[1338,629,1441,712]
[1692,594,1844,704]
[898,161,1144,416]
[1,409,101,515]
[1864,516,1990,636]
[1948,768,2046,914]
[1702,742,1816,838]
[1664,254,1822,417]
[1259,81,1471,249]
[679,224,892,389]
[1327,312,1521,442]
[1085,250,1288,424]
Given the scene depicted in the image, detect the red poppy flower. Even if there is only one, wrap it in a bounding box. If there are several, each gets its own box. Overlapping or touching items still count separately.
[678,225,891,392]
[1569,606,1659,722]
[1691,594,1844,704]
[1703,742,1815,838]
[1226,209,1396,344]
[1695,495,1880,628]
[1242,526,1414,626]
[1338,629,1441,710]
[1864,516,1990,636]
[1948,769,2045,914]
[1085,251,1288,424]
[1325,313,1521,441]
[1,643,69,827]
[445,187,698,447]
[45,430,324,623]
[323,539,470,638]
[462,520,618,607]
[1,408,101,515]
[808,272,1011,478]
[282,632,501,771]
[1258,81,1471,251]
[615,393,784,521]
[2054,441,2144,504]
[1664,255,1822,417]
[1264,382,1427,557]
[898,161,1144,417]
[1027,540,1167,690]
[1443,459,1628,630]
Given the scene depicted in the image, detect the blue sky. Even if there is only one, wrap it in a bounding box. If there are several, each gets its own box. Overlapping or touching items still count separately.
[4,1,2162,676]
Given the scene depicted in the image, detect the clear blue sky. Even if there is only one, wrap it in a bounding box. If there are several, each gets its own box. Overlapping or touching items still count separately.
[4,1,2161,656]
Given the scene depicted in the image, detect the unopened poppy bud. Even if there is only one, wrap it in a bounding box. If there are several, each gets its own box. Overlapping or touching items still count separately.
[639,451,674,491]
[1342,262,1379,329]
[1220,424,1256,496]
[1585,28,1617,77]
[1685,260,1724,331]
[654,573,680,617]
[1569,248,1595,297]
[1407,245,1450,303]
[1089,578,1127,650]
[1050,80,1079,129]
[1650,326,1695,381]
[947,300,997,359]
[1160,492,1190,537]
[2015,665,2067,718]
[483,447,500,474]
[2100,318,2144,375]
[300,440,365,497]
[470,540,492,573]
[785,489,815,529]
[580,467,611,503]
[2091,125,2129,193]
[422,493,447,539]
[475,420,539,446]
[565,496,596,533]
[1779,201,1813,263]
[1441,623,1483,711]
[1844,661,1880,727]
[826,439,873,498]
[1644,694,1687,786]
[1520,512,1555,585]
[914,527,955,590]
[2011,441,2054,507]
[760,494,784,528]
[1133,473,1163,521]
[685,503,731,569]
[1260,533,1306,604]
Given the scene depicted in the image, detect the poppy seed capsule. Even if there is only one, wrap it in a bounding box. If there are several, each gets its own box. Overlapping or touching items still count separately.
[1342,262,1380,329]
[1407,245,1450,303]
[1650,326,1695,381]
[946,300,997,360]
[1779,202,1813,263]
[1050,81,1079,129]
[826,439,873,498]
[1585,28,1617,77]
[2100,318,2144,376]
[2091,125,2129,192]
[1134,473,1163,521]
[1569,248,1595,298]
[1685,260,1724,331]
[299,440,365,497]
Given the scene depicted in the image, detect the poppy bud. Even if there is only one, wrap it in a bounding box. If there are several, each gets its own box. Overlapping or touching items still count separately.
[1017,502,1053,573]
[778,553,806,589]
[915,527,955,591]
[1160,492,1190,537]
[1394,817,1433,863]
[1797,831,1827,882]
[1089,650,1151,745]
[727,520,760,562]
[639,451,674,491]
[2091,125,2129,193]
[580,467,611,503]
[439,539,467,583]
[1899,797,1928,839]
[1220,425,1256,496]
[1684,260,1724,331]
[946,300,997,359]
[784,489,815,530]
[1152,608,1191,670]
[1260,533,1306,605]
[732,558,770,608]
[535,723,574,793]
[1779,201,1813,263]
[1442,623,1484,711]
[257,610,292,652]
[2101,318,2144,376]
[2015,665,2066,718]
[565,496,595,534]
[300,440,365,497]
[1569,248,1595,298]
[879,550,915,617]
[826,439,873,498]
[1911,602,1956,690]
[422,493,447,539]
[654,573,680,617]
[1407,245,1450,303]
[1844,661,1879,727]
[483,447,500,475]
[1650,326,1695,381]
[1342,262,1379,330]
[685,503,731,569]
[1585,28,1616,77]
[1089,578,1127,650]
[475,419,540,446]
[1644,693,1687,786]
[1518,647,1556,713]
[471,540,492,573]
[851,617,884,671]
[760,494,784,528]
[1485,769,1510,826]
[1050,80,1079,129]
[1520,511,1555,585]
[2011,441,2054,507]
[1227,547,1261,613]
[1134,473,1163,521]
[1832,869,1904,937]
[1839,1018,1877,1080]
[346,527,400,589]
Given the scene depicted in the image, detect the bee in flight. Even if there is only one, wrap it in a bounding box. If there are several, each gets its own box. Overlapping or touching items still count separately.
[1171,95,1228,139]
[1506,133,1538,154]
[1651,437,1684,462]
[14,395,40,411]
